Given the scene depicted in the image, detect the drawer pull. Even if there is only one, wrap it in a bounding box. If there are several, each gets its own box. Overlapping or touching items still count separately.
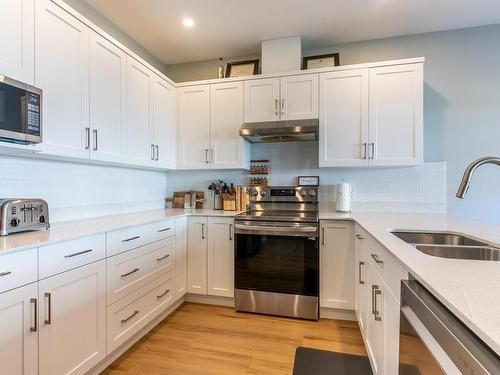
[371,253,384,264]
[358,261,365,285]
[371,285,378,316]
[30,298,37,332]
[0,271,12,277]
[121,268,140,278]
[122,236,140,243]
[156,254,170,262]
[374,289,382,321]
[157,227,171,233]
[355,234,364,240]
[121,310,140,325]
[156,289,170,300]
[64,249,93,258]
[44,293,52,325]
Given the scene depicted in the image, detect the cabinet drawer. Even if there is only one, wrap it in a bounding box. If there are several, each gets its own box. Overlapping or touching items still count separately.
[106,219,176,257]
[363,235,407,301]
[0,249,37,293]
[39,234,106,279]
[107,270,175,353]
[107,237,175,305]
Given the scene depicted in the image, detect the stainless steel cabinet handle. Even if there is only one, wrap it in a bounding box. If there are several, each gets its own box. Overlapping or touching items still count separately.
[371,285,378,316]
[201,223,205,239]
[156,254,170,262]
[369,142,375,159]
[0,271,12,277]
[44,293,51,325]
[358,262,365,285]
[371,253,384,264]
[156,289,170,300]
[274,99,278,115]
[374,289,382,321]
[229,224,233,240]
[120,268,140,278]
[355,234,364,240]
[85,127,90,150]
[93,129,98,151]
[281,98,285,115]
[205,149,209,163]
[321,227,325,246]
[30,298,37,332]
[122,236,140,242]
[155,145,159,161]
[157,227,171,233]
[151,144,155,160]
[362,143,367,159]
[64,249,93,258]
[121,310,139,325]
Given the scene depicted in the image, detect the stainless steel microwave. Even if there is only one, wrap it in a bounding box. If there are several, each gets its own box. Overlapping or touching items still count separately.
[0,75,42,144]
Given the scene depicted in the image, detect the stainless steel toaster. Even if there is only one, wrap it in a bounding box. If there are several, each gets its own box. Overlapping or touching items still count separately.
[0,198,50,236]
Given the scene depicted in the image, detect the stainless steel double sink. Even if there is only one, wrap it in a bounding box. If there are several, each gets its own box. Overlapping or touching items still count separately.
[391,231,500,261]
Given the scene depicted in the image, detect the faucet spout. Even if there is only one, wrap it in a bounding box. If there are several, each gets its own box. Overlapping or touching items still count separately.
[456,156,500,198]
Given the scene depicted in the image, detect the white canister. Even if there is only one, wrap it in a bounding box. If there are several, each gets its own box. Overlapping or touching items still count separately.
[336,181,352,212]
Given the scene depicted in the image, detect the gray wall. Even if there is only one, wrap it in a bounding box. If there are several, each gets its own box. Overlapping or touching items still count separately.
[61,0,168,74]
[166,24,500,222]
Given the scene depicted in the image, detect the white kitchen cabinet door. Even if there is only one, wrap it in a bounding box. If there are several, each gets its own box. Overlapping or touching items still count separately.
[175,216,187,296]
[36,0,90,159]
[354,230,367,334]
[0,283,38,375]
[178,85,210,169]
[186,217,208,294]
[125,56,153,165]
[89,32,126,163]
[243,78,280,123]
[280,74,318,120]
[320,221,354,310]
[364,261,384,375]
[210,81,249,169]
[38,260,106,375]
[319,69,369,167]
[152,75,177,169]
[369,63,423,166]
[207,217,234,297]
[0,0,34,84]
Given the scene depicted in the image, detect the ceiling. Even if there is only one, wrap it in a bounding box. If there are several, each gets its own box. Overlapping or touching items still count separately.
[84,0,500,65]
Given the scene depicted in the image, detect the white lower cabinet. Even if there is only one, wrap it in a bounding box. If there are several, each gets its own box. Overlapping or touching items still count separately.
[187,216,234,297]
[320,221,354,310]
[0,282,38,375]
[38,260,106,375]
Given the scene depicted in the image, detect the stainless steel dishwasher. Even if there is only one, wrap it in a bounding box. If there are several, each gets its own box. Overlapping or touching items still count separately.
[399,279,500,375]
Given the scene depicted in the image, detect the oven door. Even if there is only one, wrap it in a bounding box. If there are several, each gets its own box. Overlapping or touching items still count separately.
[234,221,319,297]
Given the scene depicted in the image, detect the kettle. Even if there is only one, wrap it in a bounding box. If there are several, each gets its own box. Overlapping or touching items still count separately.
[336,181,352,212]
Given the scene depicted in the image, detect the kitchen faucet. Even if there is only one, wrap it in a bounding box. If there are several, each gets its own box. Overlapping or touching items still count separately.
[456,156,500,198]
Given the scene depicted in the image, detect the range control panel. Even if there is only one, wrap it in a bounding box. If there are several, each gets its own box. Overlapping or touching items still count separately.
[0,199,49,236]
[249,186,318,203]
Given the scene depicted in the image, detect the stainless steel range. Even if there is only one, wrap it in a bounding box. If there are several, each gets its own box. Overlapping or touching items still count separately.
[234,186,319,320]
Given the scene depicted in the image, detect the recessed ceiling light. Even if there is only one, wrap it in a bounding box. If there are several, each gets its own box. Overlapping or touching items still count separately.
[182,18,194,28]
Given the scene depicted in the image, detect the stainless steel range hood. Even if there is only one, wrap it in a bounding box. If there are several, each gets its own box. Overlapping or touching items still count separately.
[239,119,319,143]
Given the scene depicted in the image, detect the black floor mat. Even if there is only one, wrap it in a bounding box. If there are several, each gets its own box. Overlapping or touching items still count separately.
[292,347,373,375]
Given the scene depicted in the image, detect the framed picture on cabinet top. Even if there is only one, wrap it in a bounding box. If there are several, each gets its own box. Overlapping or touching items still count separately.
[225,59,260,78]
[302,53,340,69]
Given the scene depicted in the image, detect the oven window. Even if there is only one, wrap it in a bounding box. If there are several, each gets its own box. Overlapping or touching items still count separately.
[235,234,319,296]
[0,82,25,133]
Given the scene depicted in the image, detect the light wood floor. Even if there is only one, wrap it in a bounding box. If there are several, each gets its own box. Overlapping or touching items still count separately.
[102,303,367,375]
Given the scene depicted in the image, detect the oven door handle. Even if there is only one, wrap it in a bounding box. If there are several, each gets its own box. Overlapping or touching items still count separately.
[234,224,318,237]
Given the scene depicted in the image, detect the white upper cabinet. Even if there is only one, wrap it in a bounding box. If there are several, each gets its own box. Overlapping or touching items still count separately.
[0,0,34,84]
[280,74,318,120]
[244,78,280,122]
[36,0,90,159]
[319,62,423,167]
[369,63,423,166]
[178,85,210,169]
[152,75,177,169]
[210,81,248,169]
[0,283,38,375]
[89,32,126,163]
[319,69,369,167]
[125,56,153,165]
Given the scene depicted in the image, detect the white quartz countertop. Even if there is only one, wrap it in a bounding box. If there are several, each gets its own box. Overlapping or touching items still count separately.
[0,208,240,255]
[320,210,500,356]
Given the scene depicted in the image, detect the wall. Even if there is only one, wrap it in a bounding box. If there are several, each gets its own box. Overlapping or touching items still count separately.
[61,0,168,74]
[165,24,500,222]
[0,156,166,223]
